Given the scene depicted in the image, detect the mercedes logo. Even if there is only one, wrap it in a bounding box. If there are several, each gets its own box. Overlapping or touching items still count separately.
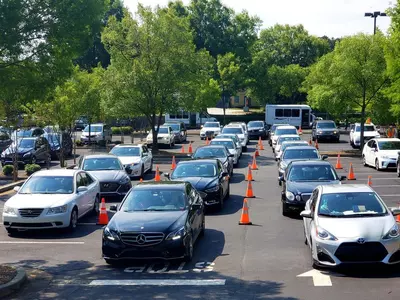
[136,234,146,244]
[28,210,33,214]
[357,238,366,244]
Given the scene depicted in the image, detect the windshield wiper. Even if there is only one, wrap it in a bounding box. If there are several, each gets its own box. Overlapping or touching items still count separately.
[318,213,341,217]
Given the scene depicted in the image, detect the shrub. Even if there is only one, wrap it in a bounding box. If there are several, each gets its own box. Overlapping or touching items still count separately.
[2,165,14,176]
[75,139,83,146]
[25,164,41,176]
[111,126,133,135]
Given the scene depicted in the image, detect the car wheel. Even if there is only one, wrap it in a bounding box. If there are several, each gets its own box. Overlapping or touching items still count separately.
[375,159,381,171]
[362,155,367,167]
[282,202,289,216]
[68,207,78,231]
[219,190,224,211]
[140,165,144,178]
[225,184,230,199]
[243,146,247,152]
[397,163,400,177]
[336,138,340,143]
[278,179,282,186]
[104,259,120,266]
[183,234,194,262]
[312,135,315,141]
[6,228,17,236]
[92,195,100,215]
[149,160,153,172]
[199,216,205,237]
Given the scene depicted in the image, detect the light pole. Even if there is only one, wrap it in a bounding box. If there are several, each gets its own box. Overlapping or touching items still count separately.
[364,11,388,35]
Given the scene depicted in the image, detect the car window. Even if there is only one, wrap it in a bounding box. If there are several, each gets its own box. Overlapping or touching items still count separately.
[158,127,169,134]
[19,176,74,194]
[222,127,243,134]
[85,173,94,185]
[172,163,217,178]
[110,146,140,157]
[370,141,376,148]
[210,140,235,149]
[275,128,297,136]
[83,157,123,171]
[288,165,338,181]
[367,140,374,147]
[317,122,336,129]
[378,141,400,150]
[204,122,220,128]
[193,147,227,158]
[310,189,319,212]
[283,149,319,160]
[76,173,87,188]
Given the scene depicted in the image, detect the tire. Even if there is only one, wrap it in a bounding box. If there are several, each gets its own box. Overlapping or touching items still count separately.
[199,216,205,238]
[104,259,120,266]
[362,155,367,167]
[92,195,100,215]
[149,160,153,172]
[243,146,247,152]
[375,159,381,171]
[278,180,282,186]
[68,207,78,231]
[183,234,194,262]
[282,202,289,216]
[397,163,400,177]
[219,190,224,211]
[225,184,230,199]
[6,228,17,236]
[140,165,144,178]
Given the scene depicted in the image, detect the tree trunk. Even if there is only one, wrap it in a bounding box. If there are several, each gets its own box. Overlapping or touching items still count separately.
[360,106,366,152]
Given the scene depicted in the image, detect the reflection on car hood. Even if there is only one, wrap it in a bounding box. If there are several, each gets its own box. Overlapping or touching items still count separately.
[87,170,126,182]
[110,210,187,232]
[171,176,217,191]
[6,194,73,209]
[317,215,394,239]
[3,147,33,156]
[118,156,141,165]
[287,180,339,194]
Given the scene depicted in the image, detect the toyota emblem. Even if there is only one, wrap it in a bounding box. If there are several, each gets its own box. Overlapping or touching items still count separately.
[136,234,146,244]
[357,238,366,244]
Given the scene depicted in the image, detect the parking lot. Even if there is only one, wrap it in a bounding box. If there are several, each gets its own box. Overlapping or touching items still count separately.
[1,132,399,300]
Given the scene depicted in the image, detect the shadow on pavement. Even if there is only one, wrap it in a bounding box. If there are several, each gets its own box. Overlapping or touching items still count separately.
[207,194,243,216]
[230,173,245,184]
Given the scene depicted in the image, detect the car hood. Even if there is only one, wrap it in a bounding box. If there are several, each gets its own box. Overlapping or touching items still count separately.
[355,131,379,137]
[3,147,33,156]
[248,127,264,131]
[6,194,73,209]
[118,156,141,165]
[317,215,395,239]
[147,133,169,138]
[109,210,187,232]
[377,150,399,159]
[317,128,337,132]
[170,177,218,191]
[287,180,340,193]
[87,170,127,182]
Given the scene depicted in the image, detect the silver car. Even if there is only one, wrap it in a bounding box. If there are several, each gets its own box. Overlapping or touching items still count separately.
[301,184,400,268]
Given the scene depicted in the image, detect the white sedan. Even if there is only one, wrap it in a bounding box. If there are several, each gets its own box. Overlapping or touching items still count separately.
[2,169,100,235]
[362,138,400,171]
[200,122,222,139]
[146,126,175,148]
[209,138,240,166]
[110,144,153,178]
[273,134,301,154]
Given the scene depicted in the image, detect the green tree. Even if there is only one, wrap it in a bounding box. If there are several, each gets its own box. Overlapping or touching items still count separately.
[101,5,216,152]
[304,33,389,148]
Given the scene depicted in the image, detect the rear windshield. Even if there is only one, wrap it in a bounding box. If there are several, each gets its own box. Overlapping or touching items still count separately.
[222,127,243,134]
[283,149,319,160]
[204,122,220,128]
[275,128,297,136]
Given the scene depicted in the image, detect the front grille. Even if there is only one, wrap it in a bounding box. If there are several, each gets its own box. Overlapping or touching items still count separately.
[317,252,335,264]
[301,194,312,202]
[335,242,388,262]
[157,137,163,140]
[389,250,400,263]
[387,162,396,168]
[100,182,119,192]
[120,232,165,247]
[18,208,43,218]
[11,222,53,228]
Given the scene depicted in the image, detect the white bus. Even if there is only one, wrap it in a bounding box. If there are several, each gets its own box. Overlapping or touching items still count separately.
[265,104,315,129]
[165,110,217,128]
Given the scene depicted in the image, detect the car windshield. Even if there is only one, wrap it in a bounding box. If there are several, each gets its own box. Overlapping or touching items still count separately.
[19,176,74,194]
[275,128,297,136]
[83,157,122,171]
[158,127,169,134]
[217,135,237,142]
[121,189,187,211]
[317,122,336,129]
[288,165,338,181]
[83,125,102,132]
[210,140,235,149]
[283,149,319,160]
[278,136,301,144]
[248,121,264,128]
[222,127,242,134]
[355,125,375,132]
[16,130,32,137]
[17,139,35,148]
[318,192,387,217]
[44,134,60,146]
[272,125,289,133]
[172,163,217,178]
[165,124,180,131]
[193,147,227,158]
[110,147,140,157]
[378,141,400,150]
[204,122,220,128]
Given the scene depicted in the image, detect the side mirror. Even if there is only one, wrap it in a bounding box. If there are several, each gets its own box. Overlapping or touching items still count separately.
[373,148,378,152]
[77,186,88,193]
[13,186,20,192]
[300,210,313,219]
[142,152,148,157]
[228,154,234,158]
[125,166,132,174]
[221,171,229,177]
[278,175,285,182]
[322,155,328,160]
[163,172,170,179]
[110,205,118,212]
[340,176,347,181]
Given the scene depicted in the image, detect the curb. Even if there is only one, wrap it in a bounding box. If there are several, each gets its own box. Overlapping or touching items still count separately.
[0,180,26,194]
[320,152,361,158]
[0,267,27,298]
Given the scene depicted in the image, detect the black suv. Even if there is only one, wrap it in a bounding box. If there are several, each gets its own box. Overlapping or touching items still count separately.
[42,132,73,159]
[163,122,187,143]
[311,120,340,142]
[247,120,268,140]
[0,131,12,152]
[1,137,51,165]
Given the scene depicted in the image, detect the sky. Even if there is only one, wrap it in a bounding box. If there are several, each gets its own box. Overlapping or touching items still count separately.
[124,0,394,38]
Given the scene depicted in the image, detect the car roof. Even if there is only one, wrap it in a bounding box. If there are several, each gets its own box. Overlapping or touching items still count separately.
[113,144,142,148]
[278,134,300,138]
[320,184,374,194]
[224,125,243,128]
[17,137,37,140]
[84,154,118,159]
[134,181,187,190]
[210,138,234,142]
[177,159,218,165]
[276,125,297,129]
[205,121,219,124]
[354,123,375,126]
[89,123,104,126]
[374,138,400,142]
[289,160,332,166]
[282,140,308,144]
[32,169,79,177]
[316,120,335,123]
[284,145,317,151]
[196,145,228,150]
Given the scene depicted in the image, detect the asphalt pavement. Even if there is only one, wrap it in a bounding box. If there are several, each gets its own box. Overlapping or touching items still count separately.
[0,133,399,300]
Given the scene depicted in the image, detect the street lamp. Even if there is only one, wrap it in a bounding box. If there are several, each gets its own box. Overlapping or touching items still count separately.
[364,11,388,35]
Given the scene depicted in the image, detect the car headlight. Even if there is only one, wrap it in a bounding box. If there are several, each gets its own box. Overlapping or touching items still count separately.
[333,131,337,134]
[130,163,139,167]
[103,227,120,241]
[47,204,68,215]
[316,226,337,241]
[383,224,399,240]
[285,191,295,201]
[119,176,130,184]
[166,226,186,240]
[163,136,169,140]
[318,131,323,134]
[205,185,220,193]
[3,205,17,216]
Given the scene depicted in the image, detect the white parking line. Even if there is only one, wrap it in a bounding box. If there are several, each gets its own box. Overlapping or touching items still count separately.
[88,279,226,286]
[0,241,84,244]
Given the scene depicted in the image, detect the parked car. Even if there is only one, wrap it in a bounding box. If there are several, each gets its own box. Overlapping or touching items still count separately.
[273,134,301,154]
[76,154,132,199]
[275,140,309,161]
[268,123,290,146]
[146,126,175,148]
[312,120,340,142]
[1,137,51,166]
[11,127,45,141]
[102,181,205,264]
[247,120,268,140]
[110,144,153,178]
[2,169,100,234]
[74,117,88,131]
[221,125,248,151]
[165,159,230,210]
[228,122,248,134]
[280,160,345,216]
[80,124,112,145]
[42,132,73,159]
[362,138,400,171]
[163,122,187,143]
[271,125,298,149]
[301,184,400,268]
[209,138,240,166]
[199,122,222,140]
[213,134,242,157]
[192,145,234,176]
[349,123,380,148]
[0,131,12,153]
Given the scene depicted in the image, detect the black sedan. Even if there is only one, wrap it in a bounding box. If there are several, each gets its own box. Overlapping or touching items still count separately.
[102,182,205,264]
[279,160,346,216]
[192,145,234,176]
[247,120,268,140]
[165,159,230,210]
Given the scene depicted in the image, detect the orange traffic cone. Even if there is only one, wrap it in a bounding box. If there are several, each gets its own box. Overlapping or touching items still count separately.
[171,156,176,170]
[298,126,302,134]
[246,164,253,181]
[347,163,356,180]
[154,165,161,181]
[188,142,193,154]
[250,153,258,170]
[205,137,209,145]
[98,198,109,225]
[181,144,185,154]
[314,139,319,150]
[335,153,343,169]
[259,139,264,150]
[239,198,252,225]
[396,211,400,223]
[245,180,255,198]
[258,136,262,147]
[367,175,372,186]
[255,145,260,157]
[308,137,312,145]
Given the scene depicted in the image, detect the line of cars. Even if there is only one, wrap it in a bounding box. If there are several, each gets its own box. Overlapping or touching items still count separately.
[269,123,400,269]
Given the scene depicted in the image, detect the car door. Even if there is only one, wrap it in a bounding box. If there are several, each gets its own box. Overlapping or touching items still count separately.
[364,140,373,164]
[141,146,150,170]
[368,140,378,165]
[186,184,198,237]
[217,160,229,194]
[35,137,47,161]
[188,186,202,239]
[84,172,98,211]
[75,173,90,216]
[304,189,319,242]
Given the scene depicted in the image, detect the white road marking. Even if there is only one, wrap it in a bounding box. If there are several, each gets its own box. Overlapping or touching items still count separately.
[89,279,226,286]
[297,269,332,287]
[0,241,84,244]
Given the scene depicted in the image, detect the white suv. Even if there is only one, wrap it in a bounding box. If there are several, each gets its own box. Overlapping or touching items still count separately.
[349,123,380,148]
[146,126,175,148]
[200,122,221,139]
[81,123,112,144]
[221,125,248,151]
